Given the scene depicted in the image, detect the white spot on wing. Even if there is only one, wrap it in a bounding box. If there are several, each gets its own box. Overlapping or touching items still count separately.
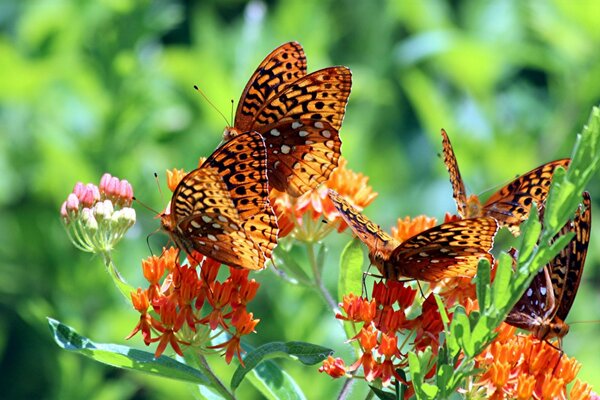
[207,234,217,241]
[314,121,324,129]
[202,216,212,223]
[281,145,291,154]
[299,130,309,137]
[292,121,303,129]
[322,130,331,138]
[270,129,280,136]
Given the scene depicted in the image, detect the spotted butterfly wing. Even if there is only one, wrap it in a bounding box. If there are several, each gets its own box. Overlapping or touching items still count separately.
[387,217,498,281]
[161,131,278,270]
[505,192,591,339]
[328,189,499,282]
[441,129,571,233]
[441,129,468,218]
[225,42,352,197]
[328,189,400,268]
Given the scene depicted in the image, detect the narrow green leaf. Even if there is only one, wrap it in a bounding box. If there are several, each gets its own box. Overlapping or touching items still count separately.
[452,311,473,358]
[231,341,333,389]
[246,359,307,400]
[370,386,397,400]
[491,252,513,310]
[474,258,491,311]
[338,238,365,302]
[516,205,541,264]
[48,318,210,384]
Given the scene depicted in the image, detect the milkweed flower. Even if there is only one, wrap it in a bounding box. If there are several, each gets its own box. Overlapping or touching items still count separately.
[472,323,592,399]
[271,157,377,241]
[128,247,261,363]
[60,173,135,253]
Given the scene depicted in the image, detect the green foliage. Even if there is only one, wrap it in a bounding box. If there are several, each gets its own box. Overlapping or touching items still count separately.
[3,1,600,398]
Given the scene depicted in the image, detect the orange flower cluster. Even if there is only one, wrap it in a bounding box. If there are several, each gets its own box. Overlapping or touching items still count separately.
[127,247,260,364]
[320,279,450,392]
[474,324,594,400]
[272,158,378,240]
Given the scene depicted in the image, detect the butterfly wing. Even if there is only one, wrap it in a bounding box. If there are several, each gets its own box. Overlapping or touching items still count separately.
[505,265,556,331]
[389,217,498,281]
[328,189,399,268]
[163,167,266,270]
[482,159,571,232]
[163,132,278,269]
[265,120,341,196]
[551,192,591,321]
[234,42,307,131]
[441,129,468,218]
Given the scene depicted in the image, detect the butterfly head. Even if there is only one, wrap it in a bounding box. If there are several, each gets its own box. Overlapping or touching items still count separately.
[534,318,570,341]
[223,126,241,142]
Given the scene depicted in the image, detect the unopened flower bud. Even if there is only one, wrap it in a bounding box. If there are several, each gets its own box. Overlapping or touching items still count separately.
[80,184,100,207]
[81,208,98,232]
[94,200,114,221]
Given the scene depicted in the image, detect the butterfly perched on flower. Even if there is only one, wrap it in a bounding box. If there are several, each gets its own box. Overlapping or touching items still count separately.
[505,192,591,340]
[441,129,570,233]
[223,42,352,197]
[328,189,499,281]
[161,131,278,270]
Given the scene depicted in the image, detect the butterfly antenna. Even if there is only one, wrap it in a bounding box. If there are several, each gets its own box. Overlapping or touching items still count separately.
[193,85,231,126]
[133,195,161,216]
[230,99,234,126]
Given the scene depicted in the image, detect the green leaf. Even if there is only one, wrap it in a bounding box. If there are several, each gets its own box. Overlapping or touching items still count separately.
[370,386,397,400]
[338,238,365,302]
[231,341,333,389]
[47,318,210,385]
[246,359,307,400]
[408,350,438,400]
[491,252,513,310]
[474,258,491,311]
[452,310,473,358]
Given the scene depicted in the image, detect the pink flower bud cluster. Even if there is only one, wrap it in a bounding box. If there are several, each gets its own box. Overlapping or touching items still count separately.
[60,173,136,253]
[100,173,134,207]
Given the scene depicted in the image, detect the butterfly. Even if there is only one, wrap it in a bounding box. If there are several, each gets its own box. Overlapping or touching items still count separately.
[505,192,591,339]
[328,189,499,281]
[223,42,352,197]
[161,131,278,270]
[441,129,571,233]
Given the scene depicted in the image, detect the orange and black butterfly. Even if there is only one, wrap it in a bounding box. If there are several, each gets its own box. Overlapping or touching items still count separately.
[223,42,352,197]
[505,192,591,339]
[328,189,498,281]
[161,131,278,270]
[441,129,570,233]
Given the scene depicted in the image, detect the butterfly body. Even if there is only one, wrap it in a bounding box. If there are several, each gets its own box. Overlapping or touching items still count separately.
[328,189,498,282]
[505,192,591,339]
[223,42,352,197]
[162,131,278,270]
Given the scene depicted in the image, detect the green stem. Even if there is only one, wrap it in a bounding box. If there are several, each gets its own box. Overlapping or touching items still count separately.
[194,352,236,400]
[100,251,135,300]
[337,378,355,400]
[307,242,339,314]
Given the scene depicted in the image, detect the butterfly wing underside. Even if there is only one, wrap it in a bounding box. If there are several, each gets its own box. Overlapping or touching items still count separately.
[328,189,399,267]
[551,192,591,321]
[389,217,499,281]
[441,129,468,218]
[505,192,591,338]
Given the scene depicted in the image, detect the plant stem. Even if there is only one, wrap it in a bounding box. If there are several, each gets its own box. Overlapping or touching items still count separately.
[337,378,355,400]
[100,250,134,300]
[194,352,236,400]
[307,242,339,313]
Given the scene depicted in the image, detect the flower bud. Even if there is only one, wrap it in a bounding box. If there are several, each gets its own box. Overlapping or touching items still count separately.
[81,208,98,232]
[94,200,114,222]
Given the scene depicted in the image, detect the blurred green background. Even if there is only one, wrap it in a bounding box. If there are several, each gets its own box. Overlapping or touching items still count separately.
[1,0,600,398]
